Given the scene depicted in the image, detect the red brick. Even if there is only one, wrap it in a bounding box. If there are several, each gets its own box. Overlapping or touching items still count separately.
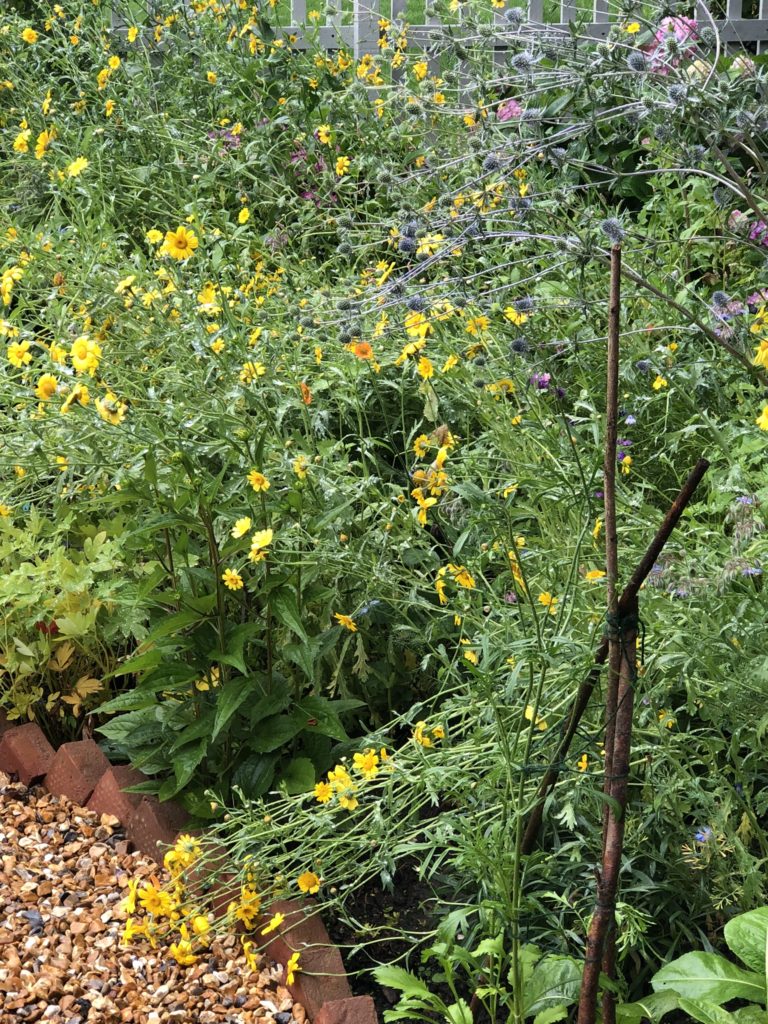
[45,740,110,807]
[185,840,240,919]
[0,723,55,785]
[259,899,352,1018]
[87,764,145,824]
[127,797,189,861]
[315,996,378,1024]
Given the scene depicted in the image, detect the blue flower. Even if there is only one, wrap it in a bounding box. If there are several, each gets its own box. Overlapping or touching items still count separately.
[694,826,713,844]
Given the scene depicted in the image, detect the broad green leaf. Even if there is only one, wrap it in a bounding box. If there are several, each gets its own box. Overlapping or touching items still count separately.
[211,678,254,742]
[169,714,215,753]
[652,953,765,1004]
[281,756,316,795]
[533,1006,569,1024]
[472,932,504,959]
[284,637,323,680]
[248,712,305,752]
[209,622,261,677]
[232,753,278,799]
[172,740,207,791]
[295,696,365,741]
[733,1009,768,1024]
[524,957,582,1015]
[270,588,308,642]
[617,990,680,1024]
[108,648,164,679]
[724,908,768,974]
[145,610,203,642]
[677,997,741,1024]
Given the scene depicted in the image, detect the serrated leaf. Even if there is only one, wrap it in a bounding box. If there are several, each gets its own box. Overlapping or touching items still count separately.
[212,678,254,742]
[48,641,75,673]
[270,588,308,642]
[373,965,433,1000]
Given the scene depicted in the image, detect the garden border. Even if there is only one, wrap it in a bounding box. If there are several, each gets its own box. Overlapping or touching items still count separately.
[0,713,376,1024]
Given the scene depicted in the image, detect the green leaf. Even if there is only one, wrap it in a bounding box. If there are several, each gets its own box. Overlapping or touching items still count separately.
[676,998,741,1024]
[270,588,308,642]
[211,677,255,742]
[145,609,203,643]
[281,756,316,795]
[97,707,163,747]
[248,712,305,752]
[732,1009,768,1024]
[108,648,164,679]
[533,1007,569,1024]
[617,990,680,1024]
[445,1000,473,1024]
[169,714,214,753]
[524,957,582,1016]
[209,622,261,677]
[232,753,277,798]
[472,933,504,959]
[295,696,365,741]
[284,637,323,680]
[724,908,768,974]
[172,740,207,791]
[373,966,433,1001]
[652,953,765,1004]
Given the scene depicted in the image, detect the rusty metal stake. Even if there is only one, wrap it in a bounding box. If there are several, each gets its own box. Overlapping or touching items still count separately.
[520,457,709,855]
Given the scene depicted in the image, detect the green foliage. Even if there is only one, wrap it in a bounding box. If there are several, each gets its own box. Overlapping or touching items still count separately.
[375,941,584,1023]
[2,0,768,1010]
[620,908,768,1023]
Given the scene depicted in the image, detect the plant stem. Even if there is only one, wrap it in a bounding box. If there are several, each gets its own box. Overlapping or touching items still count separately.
[520,457,709,854]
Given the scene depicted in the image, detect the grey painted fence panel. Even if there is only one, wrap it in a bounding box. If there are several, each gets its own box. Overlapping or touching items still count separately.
[113,2,768,57]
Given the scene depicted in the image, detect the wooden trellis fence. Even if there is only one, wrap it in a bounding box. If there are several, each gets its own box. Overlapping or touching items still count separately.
[114,0,768,56]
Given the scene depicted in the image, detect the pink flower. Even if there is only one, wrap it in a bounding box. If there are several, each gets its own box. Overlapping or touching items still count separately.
[497,98,522,122]
[644,16,698,73]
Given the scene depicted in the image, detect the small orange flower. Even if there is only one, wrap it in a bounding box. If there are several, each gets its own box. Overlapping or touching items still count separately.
[300,381,312,405]
[350,340,374,360]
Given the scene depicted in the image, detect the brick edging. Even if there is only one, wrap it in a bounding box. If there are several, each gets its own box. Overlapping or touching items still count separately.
[0,714,376,1024]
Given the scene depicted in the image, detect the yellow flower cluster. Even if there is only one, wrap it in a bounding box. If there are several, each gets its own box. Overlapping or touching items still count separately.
[435,562,475,605]
[313,748,390,809]
[121,834,212,966]
[413,721,445,747]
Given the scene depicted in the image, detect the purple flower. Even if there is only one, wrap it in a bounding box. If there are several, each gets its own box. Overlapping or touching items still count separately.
[625,415,637,426]
[497,98,522,121]
[617,451,628,462]
[694,826,713,843]
[736,495,754,505]
[504,591,518,604]
[531,372,551,390]
[618,438,633,448]
[742,566,762,577]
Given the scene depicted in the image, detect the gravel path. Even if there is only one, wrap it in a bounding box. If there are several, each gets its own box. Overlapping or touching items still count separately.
[0,772,306,1024]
